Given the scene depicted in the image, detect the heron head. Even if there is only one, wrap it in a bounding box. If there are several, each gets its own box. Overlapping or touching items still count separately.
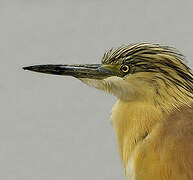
[23,43,193,108]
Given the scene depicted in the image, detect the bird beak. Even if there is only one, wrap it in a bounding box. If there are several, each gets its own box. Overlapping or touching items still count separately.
[23,64,117,79]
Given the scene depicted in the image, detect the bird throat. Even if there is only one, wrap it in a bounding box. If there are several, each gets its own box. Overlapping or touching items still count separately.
[111,100,164,170]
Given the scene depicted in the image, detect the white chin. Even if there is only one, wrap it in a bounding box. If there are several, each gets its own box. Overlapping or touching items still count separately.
[79,76,135,100]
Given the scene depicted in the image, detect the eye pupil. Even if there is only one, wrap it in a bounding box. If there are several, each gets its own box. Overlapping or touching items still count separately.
[122,66,127,71]
[121,65,129,73]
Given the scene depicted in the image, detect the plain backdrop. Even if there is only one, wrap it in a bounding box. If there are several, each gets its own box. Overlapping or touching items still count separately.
[0,0,193,179]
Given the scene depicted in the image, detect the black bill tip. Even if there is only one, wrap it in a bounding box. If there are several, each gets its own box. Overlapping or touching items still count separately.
[23,66,29,70]
[23,66,33,71]
[22,64,67,75]
[23,65,42,72]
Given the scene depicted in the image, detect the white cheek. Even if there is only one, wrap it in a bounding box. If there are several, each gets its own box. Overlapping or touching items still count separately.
[78,78,107,91]
[79,77,135,100]
[104,77,136,100]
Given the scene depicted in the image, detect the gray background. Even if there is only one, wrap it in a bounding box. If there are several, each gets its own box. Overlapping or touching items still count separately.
[0,0,193,179]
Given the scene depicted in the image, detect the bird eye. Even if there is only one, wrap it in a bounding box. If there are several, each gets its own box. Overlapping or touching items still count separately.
[120,65,130,73]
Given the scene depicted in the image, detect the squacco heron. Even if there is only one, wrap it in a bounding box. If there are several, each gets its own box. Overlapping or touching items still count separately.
[23,43,193,180]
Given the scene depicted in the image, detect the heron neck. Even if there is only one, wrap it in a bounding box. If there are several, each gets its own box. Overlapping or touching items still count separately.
[111,100,164,169]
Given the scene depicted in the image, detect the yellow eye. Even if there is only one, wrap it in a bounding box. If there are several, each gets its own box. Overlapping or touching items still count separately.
[120,65,130,73]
